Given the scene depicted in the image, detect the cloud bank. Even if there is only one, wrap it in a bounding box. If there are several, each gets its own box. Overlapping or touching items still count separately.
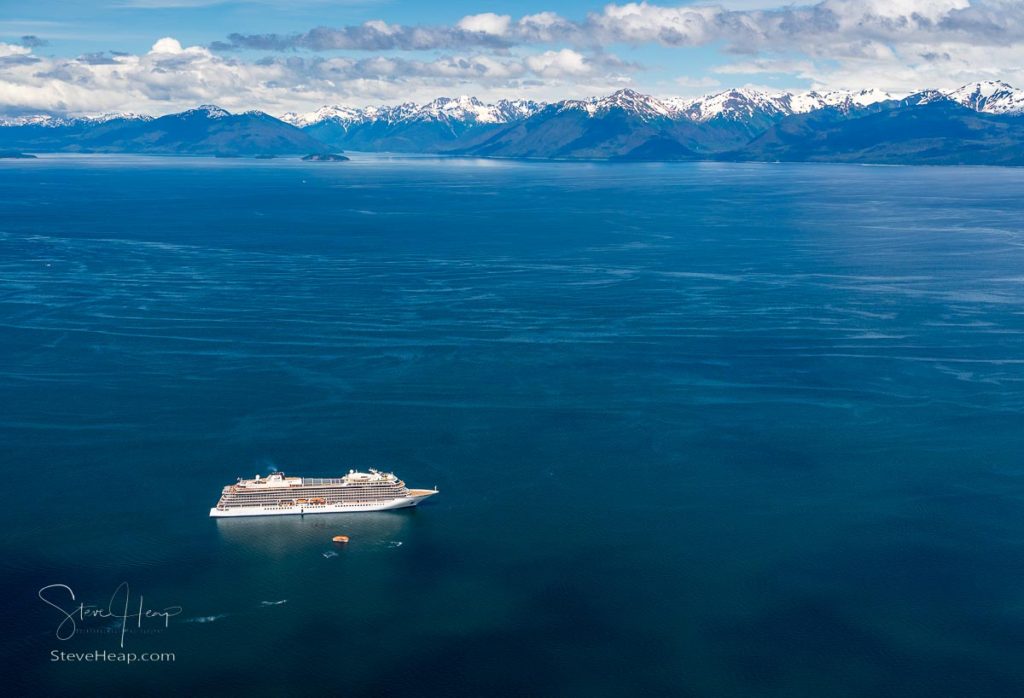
[1,1,1023,116]
[217,1,1024,55]
[0,38,631,115]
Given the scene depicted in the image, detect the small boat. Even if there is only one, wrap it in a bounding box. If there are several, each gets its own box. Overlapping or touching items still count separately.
[332,535,350,544]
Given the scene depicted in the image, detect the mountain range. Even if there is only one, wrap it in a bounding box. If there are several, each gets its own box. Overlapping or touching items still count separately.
[2,81,1022,165]
[0,105,322,156]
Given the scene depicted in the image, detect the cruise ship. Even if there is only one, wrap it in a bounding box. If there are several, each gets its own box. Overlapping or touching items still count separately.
[209,469,438,518]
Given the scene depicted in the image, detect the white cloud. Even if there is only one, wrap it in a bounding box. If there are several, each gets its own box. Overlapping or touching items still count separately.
[456,13,512,36]
[525,49,592,77]
[825,0,970,24]
[0,43,33,58]
[211,1,1024,92]
[0,38,635,115]
[150,37,184,54]
[789,42,1024,94]
[592,3,721,45]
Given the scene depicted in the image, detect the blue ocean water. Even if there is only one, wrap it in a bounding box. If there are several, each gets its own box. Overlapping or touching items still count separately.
[2,154,1024,697]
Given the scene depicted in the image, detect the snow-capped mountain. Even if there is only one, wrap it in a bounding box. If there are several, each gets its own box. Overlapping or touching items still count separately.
[280,105,369,129]
[905,82,1024,114]
[178,104,231,120]
[0,111,152,127]
[89,112,154,123]
[942,81,1024,115]
[5,82,1018,134]
[494,99,544,122]
[280,96,547,152]
[281,96,544,129]
[278,82,1021,136]
[781,89,894,115]
[0,114,75,127]
[409,96,535,124]
[555,89,676,121]
[667,89,789,123]
[904,89,947,108]
[2,81,1021,163]
[522,87,895,126]
[664,87,895,123]
[0,104,321,155]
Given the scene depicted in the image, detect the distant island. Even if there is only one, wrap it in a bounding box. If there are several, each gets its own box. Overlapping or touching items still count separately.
[1,82,1022,165]
[301,153,349,162]
[0,151,36,159]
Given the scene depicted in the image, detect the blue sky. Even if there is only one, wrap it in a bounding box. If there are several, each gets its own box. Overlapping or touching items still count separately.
[1,1,1021,116]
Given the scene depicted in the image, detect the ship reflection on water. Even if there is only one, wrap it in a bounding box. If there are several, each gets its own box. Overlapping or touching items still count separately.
[214,510,421,559]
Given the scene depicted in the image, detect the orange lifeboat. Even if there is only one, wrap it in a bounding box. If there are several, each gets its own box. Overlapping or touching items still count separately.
[332,535,350,544]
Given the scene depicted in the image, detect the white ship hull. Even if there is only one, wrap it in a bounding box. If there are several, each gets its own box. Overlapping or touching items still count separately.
[209,491,436,518]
